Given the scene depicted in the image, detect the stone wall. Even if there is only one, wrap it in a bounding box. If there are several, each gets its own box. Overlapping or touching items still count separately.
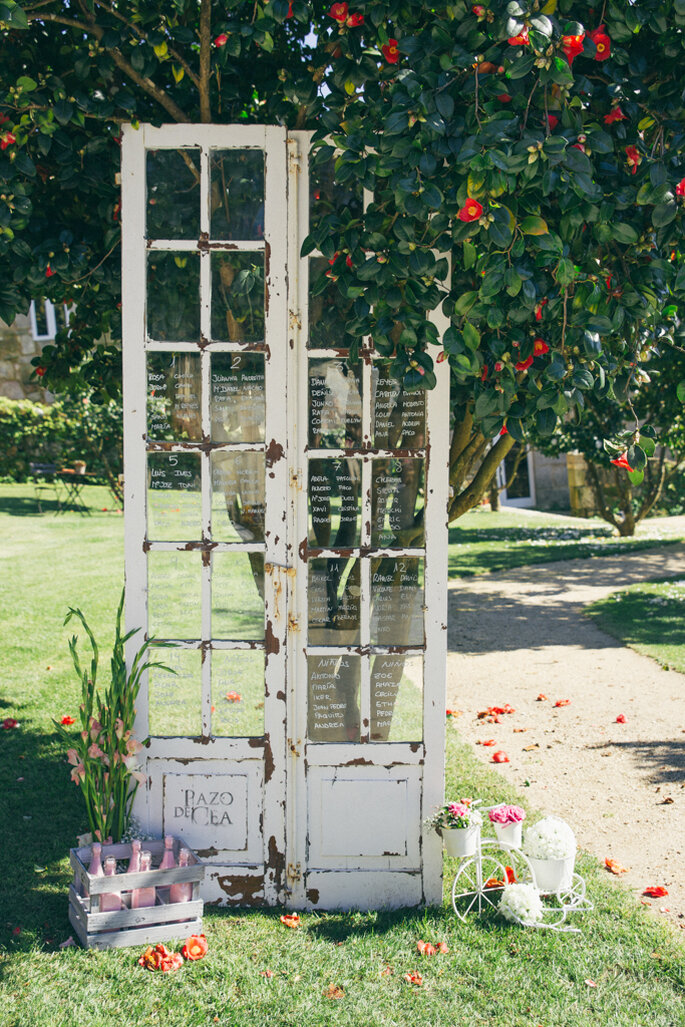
[530,450,571,511]
[0,313,54,403]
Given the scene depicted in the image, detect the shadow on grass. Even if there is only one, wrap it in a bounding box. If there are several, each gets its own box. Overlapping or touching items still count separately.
[0,723,85,950]
[588,738,685,786]
[587,594,685,653]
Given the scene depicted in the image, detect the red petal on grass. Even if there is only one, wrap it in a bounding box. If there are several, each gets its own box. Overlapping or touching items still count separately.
[260,969,274,978]
[505,866,517,884]
[417,940,436,956]
[280,913,301,928]
[324,983,345,999]
[492,751,510,763]
[554,699,571,707]
[643,886,668,898]
[584,979,597,987]
[484,877,504,888]
[403,972,423,986]
[604,857,629,875]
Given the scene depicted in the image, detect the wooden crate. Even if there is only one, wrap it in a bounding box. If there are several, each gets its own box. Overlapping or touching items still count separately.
[68,838,204,949]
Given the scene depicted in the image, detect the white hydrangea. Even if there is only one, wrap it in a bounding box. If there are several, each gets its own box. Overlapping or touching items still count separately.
[498,883,544,925]
[523,816,576,860]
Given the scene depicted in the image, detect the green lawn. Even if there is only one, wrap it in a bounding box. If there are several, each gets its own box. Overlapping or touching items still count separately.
[1,483,684,1026]
[585,578,685,674]
[448,507,683,578]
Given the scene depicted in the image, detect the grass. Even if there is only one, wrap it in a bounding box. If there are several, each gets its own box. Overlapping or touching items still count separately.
[1,482,685,1025]
[585,578,685,674]
[448,507,683,578]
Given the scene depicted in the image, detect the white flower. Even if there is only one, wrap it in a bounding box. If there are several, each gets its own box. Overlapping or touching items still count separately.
[498,883,544,925]
[523,816,576,860]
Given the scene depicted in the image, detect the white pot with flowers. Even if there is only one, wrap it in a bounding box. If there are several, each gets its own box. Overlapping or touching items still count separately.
[522,816,576,893]
[428,801,483,858]
[498,882,545,927]
[488,804,526,848]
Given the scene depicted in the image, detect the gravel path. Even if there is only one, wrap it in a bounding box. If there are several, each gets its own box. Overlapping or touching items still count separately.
[446,540,685,931]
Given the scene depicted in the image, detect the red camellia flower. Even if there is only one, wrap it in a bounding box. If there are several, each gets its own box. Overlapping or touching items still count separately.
[457,198,483,222]
[508,27,529,46]
[213,33,228,47]
[533,338,549,356]
[589,25,611,61]
[381,38,400,63]
[535,297,548,321]
[61,715,76,726]
[625,145,641,174]
[604,106,627,125]
[562,32,585,64]
[491,751,509,763]
[499,425,508,435]
[546,114,559,129]
[611,451,634,472]
[675,177,685,198]
[329,2,348,23]
[45,265,56,278]
[181,934,208,961]
[437,351,448,363]
[472,4,486,14]
[515,356,533,371]
[35,366,46,377]
[497,93,511,103]
[347,13,364,27]
[138,943,184,972]
[0,131,16,150]
[2,718,18,730]
[480,364,488,380]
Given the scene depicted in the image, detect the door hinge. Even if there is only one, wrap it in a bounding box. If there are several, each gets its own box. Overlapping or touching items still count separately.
[286,862,302,884]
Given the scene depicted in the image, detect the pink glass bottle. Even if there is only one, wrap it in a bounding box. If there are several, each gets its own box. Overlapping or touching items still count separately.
[100,856,122,912]
[159,835,176,870]
[127,839,141,874]
[88,842,104,877]
[169,848,193,904]
[131,850,156,909]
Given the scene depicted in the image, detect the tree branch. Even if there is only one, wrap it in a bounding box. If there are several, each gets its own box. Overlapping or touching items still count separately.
[199,0,212,123]
[92,0,200,89]
[448,433,515,521]
[26,12,190,123]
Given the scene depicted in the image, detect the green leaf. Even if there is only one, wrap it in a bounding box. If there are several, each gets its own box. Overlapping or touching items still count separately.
[677,380,685,404]
[454,291,478,316]
[627,468,644,486]
[520,216,549,236]
[463,240,476,270]
[652,202,677,228]
[612,223,639,244]
[53,100,73,125]
[536,408,557,435]
[435,93,454,120]
[463,322,480,350]
[16,76,37,92]
[640,436,656,457]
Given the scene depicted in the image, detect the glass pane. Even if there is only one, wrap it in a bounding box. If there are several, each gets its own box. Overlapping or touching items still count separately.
[212,552,264,640]
[307,654,361,742]
[308,256,355,350]
[147,352,202,442]
[211,451,265,543]
[210,352,265,443]
[148,452,202,541]
[149,647,202,737]
[370,654,423,742]
[372,363,426,449]
[146,148,201,240]
[148,551,202,639]
[211,650,265,737]
[371,458,425,548]
[147,252,200,342]
[308,458,361,548]
[211,253,264,342]
[308,557,360,645]
[310,155,363,227]
[370,556,424,646]
[309,358,362,449]
[210,149,265,240]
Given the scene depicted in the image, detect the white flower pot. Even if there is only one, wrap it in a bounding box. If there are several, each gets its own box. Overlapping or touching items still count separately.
[443,826,480,858]
[493,821,523,848]
[528,853,575,893]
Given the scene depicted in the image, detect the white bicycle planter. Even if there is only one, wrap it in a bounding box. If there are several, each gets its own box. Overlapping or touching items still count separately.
[449,815,592,933]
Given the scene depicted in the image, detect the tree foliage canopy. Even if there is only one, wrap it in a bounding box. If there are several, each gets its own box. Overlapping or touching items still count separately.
[1,0,685,514]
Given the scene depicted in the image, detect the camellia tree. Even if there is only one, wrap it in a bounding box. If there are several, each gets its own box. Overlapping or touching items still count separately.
[1,0,685,520]
[531,340,685,534]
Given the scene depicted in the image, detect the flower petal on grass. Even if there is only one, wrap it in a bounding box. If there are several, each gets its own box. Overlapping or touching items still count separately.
[492,751,510,763]
[403,972,423,986]
[280,913,300,929]
[324,983,345,999]
[643,886,668,898]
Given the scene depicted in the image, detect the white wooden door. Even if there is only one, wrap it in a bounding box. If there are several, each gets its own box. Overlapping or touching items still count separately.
[122,126,448,909]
